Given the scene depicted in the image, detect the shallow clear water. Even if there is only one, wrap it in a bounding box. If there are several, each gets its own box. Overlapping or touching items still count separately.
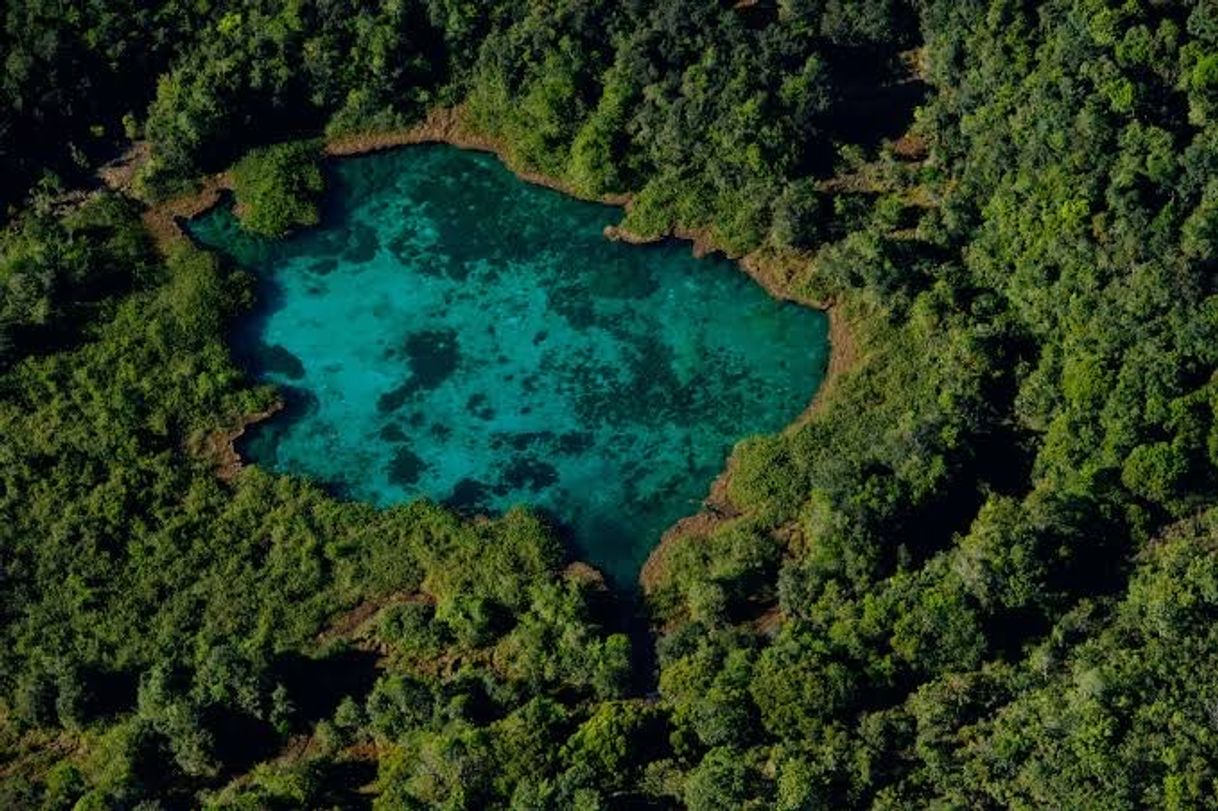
[190,145,827,586]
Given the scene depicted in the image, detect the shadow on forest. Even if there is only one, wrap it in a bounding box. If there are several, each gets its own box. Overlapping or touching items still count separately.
[827,77,930,149]
[270,648,382,727]
[207,705,281,772]
[315,760,378,810]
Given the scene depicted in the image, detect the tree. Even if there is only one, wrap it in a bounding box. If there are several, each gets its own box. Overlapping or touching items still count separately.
[231,142,324,237]
[683,747,757,811]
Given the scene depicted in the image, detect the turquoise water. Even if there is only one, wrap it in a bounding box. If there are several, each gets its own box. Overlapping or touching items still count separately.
[190,145,827,586]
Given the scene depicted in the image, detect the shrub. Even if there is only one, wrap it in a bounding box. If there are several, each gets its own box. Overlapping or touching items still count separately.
[231,142,324,238]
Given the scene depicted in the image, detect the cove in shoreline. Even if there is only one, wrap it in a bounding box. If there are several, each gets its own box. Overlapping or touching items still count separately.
[187,142,829,587]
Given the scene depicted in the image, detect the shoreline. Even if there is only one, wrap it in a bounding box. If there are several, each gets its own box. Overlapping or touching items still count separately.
[192,400,284,481]
[636,304,858,596]
[127,106,857,593]
[325,106,632,208]
[141,171,234,255]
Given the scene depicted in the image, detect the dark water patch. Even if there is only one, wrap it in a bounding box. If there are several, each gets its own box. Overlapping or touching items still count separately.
[379,423,407,442]
[445,259,474,282]
[462,389,496,418]
[377,381,415,414]
[512,431,555,451]
[308,257,338,275]
[448,478,492,512]
[386,229,423,267]
[306,223,353,258]
[387,446,428,487]
[257,343,306,380]
[404,329,460,392]
[558,431,594,455]
[344,222,380,263]
[465,392,491,417]
[587,260,660,300]
[501,457,559,493]
[549,290,600,330]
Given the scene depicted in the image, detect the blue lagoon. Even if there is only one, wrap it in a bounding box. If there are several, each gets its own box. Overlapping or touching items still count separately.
[190,145,828,585]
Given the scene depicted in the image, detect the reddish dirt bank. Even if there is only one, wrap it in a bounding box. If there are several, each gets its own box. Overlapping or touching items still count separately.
[193,401,284,482]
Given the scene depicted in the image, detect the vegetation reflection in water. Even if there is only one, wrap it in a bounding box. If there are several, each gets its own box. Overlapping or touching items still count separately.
[190,145,828,585]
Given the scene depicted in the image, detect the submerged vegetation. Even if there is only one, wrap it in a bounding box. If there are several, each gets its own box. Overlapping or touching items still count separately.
[4,0,1218,808]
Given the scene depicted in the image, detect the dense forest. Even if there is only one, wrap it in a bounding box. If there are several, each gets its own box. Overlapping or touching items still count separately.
[5,0,1218,807]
